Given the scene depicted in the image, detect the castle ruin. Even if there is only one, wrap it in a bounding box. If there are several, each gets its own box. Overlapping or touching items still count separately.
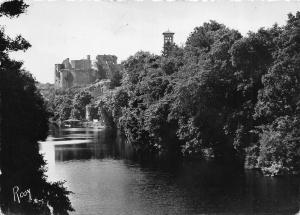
[55,55,120,89]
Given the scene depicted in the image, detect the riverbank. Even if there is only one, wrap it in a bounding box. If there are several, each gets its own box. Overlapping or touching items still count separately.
[41,127,300,215]
[50,119,104,129]
[43,12,300,177]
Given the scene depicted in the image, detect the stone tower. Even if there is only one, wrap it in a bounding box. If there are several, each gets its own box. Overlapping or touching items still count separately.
[162,30,175,56]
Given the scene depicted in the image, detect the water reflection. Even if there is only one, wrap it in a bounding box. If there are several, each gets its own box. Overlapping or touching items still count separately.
[40,126,300,215]
[45,126,134,162]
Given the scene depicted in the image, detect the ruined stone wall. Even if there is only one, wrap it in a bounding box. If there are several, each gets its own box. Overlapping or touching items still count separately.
[96,55,117,64]
[94,55,120,80]
[55,64,64,88]
[55,55,120,89]
[71,70,92,86]
[60,70,74,89]
[85,80,111,98]
[71,60,91,70]
[62,58,72,69]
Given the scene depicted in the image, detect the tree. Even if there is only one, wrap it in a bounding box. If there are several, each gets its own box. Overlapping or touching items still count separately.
[71,90,92,119]
[169,21,244,162]
[95,62,107,80]
[254,12,300,175]
[109,69,122,89]
[257,116,300,176]
[161,44,184,75]
[93,15,300,176]
[122,51,158,86]
[0,1,73,214]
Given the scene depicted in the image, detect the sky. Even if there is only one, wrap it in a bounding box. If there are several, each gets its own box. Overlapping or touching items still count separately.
[1,0,300,83]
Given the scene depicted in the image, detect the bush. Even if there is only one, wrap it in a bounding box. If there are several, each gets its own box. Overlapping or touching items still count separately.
[258,116,300,176]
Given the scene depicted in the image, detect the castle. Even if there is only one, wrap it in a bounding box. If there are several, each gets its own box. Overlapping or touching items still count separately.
[55,55,120,89]
[55,31,174,89]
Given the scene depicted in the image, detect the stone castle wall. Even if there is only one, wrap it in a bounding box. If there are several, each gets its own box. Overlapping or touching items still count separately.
[55,55,120,89]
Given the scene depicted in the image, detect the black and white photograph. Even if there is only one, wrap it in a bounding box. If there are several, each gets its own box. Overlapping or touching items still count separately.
[0,0,300,214]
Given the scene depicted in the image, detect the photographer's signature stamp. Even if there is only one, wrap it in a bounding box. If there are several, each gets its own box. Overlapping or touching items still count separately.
[12,186,32,203]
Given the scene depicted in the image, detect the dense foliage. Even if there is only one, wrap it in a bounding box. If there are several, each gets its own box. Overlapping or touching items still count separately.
[96,15,300,176]
[0,1,73,214]
[45,86,93,122]
[45,13,300,176]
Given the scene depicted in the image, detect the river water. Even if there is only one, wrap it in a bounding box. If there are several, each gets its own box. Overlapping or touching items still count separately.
[39,126,300,215]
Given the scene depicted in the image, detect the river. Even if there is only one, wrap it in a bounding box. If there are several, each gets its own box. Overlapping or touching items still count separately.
[39,126,300,215]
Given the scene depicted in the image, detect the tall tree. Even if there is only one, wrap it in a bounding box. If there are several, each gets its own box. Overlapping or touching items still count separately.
[254,12,300,175]
[0,1,73,214]
[71,90,92,119]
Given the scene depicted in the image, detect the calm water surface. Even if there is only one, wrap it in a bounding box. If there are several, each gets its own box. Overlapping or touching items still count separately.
[39,126,300,215]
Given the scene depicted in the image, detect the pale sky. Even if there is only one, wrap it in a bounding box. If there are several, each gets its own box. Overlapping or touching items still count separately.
[2,0,300,83]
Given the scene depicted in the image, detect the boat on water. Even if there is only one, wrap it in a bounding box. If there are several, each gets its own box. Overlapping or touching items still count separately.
[60,119,104,129]
[61,119,82,128]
